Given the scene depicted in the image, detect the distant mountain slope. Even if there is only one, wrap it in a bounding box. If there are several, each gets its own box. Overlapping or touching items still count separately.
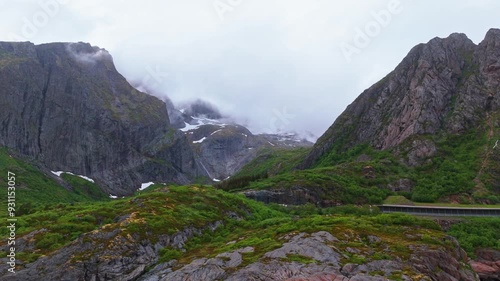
[227,29,500,205]
[296,29,500,203]
[0,147,109,210]
[175,111,313,182]
[303,29,500,167]
[0,42,205,195]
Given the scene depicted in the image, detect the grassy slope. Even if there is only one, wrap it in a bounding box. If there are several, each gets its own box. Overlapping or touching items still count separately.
[314,126,499,204]
[222,128,499,205]
[215,147,310,191]
[0,147,109,217]
[0,185,269,261]
[218,144,404,204]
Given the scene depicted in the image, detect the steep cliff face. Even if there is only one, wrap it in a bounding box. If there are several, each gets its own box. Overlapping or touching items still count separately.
[0,42,205,195]
[189,123,266,180]
[301,29,500,169]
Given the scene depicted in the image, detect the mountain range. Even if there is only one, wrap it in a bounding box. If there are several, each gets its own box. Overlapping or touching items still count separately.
[0,29,499,281]
[0,41,311,197]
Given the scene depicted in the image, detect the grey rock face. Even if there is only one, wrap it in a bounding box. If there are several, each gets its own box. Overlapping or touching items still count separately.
[181,121,312,181]
[410,242,479,281]
[141,231,478,281]
[0,42,206,195]
[264,231,341,263]
[470,249,500,281]
[191,124,264,180]
[395,138,437,167]
[0,220,223,281]
[242,186,333,206]
[301,29,500,169]
[387,178,414,193]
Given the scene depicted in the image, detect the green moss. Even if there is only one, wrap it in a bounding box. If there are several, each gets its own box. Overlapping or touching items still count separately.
[281,254,316,264]
[369,270,386,276]
[346,254,367,264]
[16,252,42,264]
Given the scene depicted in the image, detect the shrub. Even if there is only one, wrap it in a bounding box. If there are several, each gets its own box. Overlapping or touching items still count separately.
[159,248,183,263]
[35,233,64,250]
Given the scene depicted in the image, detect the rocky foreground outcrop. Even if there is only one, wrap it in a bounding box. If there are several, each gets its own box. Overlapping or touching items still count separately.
[140,231,477,281]
[0,216,224,280]
[2,228,478,281]
[0,230,478,281]
[470,249,500,281]
[0,184,482,281]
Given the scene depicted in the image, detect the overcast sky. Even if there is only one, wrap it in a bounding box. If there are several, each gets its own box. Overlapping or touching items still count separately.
[0,0,498,140]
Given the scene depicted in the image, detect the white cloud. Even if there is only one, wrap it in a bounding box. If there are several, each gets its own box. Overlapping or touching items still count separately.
[1,0,499,139]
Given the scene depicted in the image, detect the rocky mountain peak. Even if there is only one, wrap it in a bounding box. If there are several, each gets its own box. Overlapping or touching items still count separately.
[482,28,500,44]
[0,41,207,195]
[301,29,500,169]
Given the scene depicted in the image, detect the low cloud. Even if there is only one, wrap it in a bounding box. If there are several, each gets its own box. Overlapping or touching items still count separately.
[179,99,224,120]
[66,43,110,65]
[2,1,499,141]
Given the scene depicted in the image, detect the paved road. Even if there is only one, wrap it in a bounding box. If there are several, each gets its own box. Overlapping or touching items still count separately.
[378,205,500,217]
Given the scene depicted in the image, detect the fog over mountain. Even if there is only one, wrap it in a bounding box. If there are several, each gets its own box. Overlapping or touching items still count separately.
[1,0,499,140]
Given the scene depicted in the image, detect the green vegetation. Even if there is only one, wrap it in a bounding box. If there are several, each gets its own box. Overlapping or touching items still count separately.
[60,173,108,201]
[215,128,498,205]
[240,165,392,204]
[0,185,281,259]
[409,131,488,203]
[217,145,403,204]
[0,181,493,276]
[337,132,494,203]
[384,196,415,205]
[0,147,110,217]
[447,218,500,258]
[215,147,309,191]
[159,248,183,263]
[281,254,317,264]
[235,147,310,177]
[174,208,446,275]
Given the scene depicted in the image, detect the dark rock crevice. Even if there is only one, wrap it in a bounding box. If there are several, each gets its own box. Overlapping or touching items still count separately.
[37,66,52,155]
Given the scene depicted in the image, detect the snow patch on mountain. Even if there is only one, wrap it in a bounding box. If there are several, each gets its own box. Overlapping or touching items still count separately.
[51,171,95,183]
